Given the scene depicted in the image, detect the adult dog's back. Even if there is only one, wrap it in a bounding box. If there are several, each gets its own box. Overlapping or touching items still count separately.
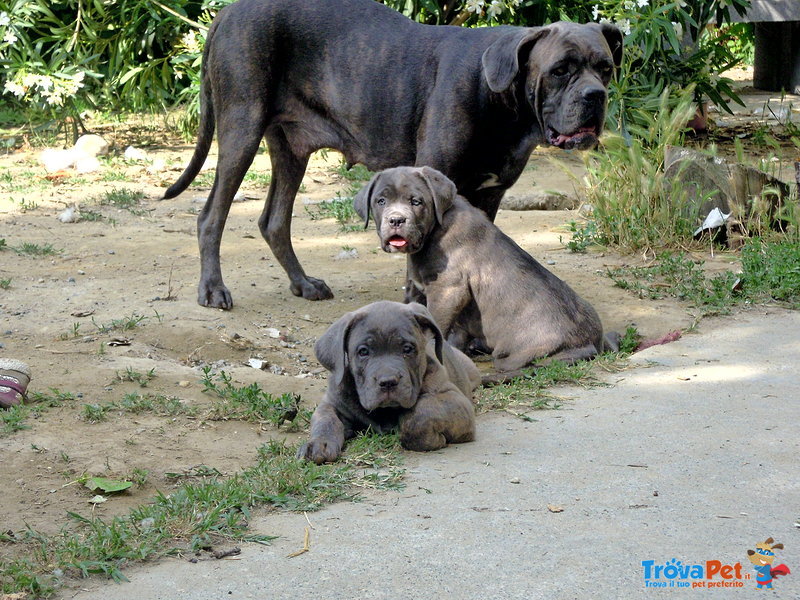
[164,0,621,309]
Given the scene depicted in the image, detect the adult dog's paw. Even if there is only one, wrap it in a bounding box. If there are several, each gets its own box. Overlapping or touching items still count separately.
[297,438,341,464]
[290,276,334,301]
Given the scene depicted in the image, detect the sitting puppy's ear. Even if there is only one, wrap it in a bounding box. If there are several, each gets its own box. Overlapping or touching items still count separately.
[406,302,444,364]
[315,311,364,386]
[353,175,378,230]
[482,27,549,94]
[417,166,456,225]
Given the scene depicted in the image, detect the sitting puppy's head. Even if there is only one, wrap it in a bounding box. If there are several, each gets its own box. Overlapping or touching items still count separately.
[354,166,456,254]
[315,301,444,412]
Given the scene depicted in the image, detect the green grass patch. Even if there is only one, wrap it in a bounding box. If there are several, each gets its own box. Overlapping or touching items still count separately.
[201,368,310,429]
[96,188,148,216]
[478,360,608,417]
[1,389,75,436]
[304,190,362,232]
[334,161,373,182]
[0,277,11,289]
[92,313,147,333]
[0,437,404,597]
[113,393,194,417]
[13,242,60,257]
[607,240,800,316]
[115,367,156,388]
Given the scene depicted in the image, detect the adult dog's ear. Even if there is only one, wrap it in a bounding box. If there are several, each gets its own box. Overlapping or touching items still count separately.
[417,166,456,225]
[482,27,549,93]
[315,311,363,387]
[407,302,444,364]
[353,174,378,229]
[599,23,623,69]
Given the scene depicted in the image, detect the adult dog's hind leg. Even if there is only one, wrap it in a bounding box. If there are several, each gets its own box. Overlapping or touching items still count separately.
[197,104,266,309]
[260,129,333,300]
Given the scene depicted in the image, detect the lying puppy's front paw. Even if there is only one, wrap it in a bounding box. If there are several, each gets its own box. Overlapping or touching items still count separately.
[297,438,341,464]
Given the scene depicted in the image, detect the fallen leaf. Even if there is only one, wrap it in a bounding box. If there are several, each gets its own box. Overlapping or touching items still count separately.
[547,504,564,513]
[85,477,132,493]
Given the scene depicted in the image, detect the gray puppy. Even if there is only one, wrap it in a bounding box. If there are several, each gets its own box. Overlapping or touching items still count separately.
[298,301,479,464]
[355,167,617,374]
[162,0,621,309]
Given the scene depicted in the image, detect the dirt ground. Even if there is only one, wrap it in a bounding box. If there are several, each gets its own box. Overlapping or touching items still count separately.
[0,70,795,555]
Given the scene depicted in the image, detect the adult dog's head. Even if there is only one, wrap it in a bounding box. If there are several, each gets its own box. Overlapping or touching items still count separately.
[315,301,445,412]
[353,166,456,253]
[482,21,622,151]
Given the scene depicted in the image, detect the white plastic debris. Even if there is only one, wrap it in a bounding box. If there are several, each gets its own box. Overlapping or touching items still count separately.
[693,207,731,237]
[264,327,281,339]
[57,206,80,223]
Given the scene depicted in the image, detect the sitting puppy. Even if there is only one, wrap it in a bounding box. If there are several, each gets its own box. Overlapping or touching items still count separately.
[354,166,617,373]
[298,301,479,464]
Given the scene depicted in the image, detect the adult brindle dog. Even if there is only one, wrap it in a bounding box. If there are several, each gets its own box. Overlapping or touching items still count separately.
[163,0,622,309]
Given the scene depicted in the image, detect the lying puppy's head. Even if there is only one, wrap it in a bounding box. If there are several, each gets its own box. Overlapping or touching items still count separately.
[315,301,444,412]
[353,166,456,253]
[482,21,622,151]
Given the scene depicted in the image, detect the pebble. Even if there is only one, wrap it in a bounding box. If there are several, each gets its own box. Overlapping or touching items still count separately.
[178,380,190,388]
[78,269,85,275]
[509,477,521,484]
[67,277,76,283]
[546,259,556,265]
[107,250,115,255]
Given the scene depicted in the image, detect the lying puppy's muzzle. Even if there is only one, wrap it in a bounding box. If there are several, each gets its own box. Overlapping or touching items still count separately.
[359,369,419,411]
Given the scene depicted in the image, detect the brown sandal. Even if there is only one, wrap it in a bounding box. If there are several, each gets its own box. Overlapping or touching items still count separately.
[0,359,31,409]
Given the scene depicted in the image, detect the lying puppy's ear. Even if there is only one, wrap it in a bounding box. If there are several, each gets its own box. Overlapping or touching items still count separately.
[598,23,623,69]
[417,166,456,225]
[482,27,549,94]
[353,174,378,230]
[407,302,444,364]
[315,311,364,387]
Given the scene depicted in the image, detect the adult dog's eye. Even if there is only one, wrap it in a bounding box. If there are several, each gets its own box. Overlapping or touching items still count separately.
[357,346,370,357]
[599,65,613,78]
[402,343,416,355]
[409,197,422,206]
[551,66,568,77]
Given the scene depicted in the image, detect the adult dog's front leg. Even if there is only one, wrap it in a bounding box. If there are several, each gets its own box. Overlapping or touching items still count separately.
[399,386,475,452]
[297,400,346,464]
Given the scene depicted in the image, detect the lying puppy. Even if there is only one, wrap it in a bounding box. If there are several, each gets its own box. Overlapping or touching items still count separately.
[298,301,479,464]
[355,166,617,373]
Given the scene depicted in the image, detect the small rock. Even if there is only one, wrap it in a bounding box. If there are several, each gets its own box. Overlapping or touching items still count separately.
[124,146,148,162]
[500,191,577,211]
[335,248,359,260]
[41,148,77,173]
[233,191,247,202]
[73,134,109,157]
[78,269,86,275]
[509,477,521,484]
[107,249,115,255]
[67,277,76,283]
[545,259,556,265]
[75,156,101,174]
[178,380,190,388]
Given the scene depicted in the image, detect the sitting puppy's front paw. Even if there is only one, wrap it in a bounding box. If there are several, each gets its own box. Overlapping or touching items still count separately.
[297,438,342,464]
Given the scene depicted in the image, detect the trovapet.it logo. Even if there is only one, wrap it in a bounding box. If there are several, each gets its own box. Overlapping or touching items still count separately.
[642,558,748,589]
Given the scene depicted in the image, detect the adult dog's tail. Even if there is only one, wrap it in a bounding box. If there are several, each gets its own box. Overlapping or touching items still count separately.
[162,23,217,200]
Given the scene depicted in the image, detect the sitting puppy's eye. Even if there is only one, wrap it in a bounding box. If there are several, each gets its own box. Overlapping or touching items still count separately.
[376,197,386,206]
[357,346,370,357]
[409,197,422,206]
[402,342,416,355]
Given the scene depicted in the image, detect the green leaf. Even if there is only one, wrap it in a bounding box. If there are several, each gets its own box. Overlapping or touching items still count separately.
[84,476,133,493]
